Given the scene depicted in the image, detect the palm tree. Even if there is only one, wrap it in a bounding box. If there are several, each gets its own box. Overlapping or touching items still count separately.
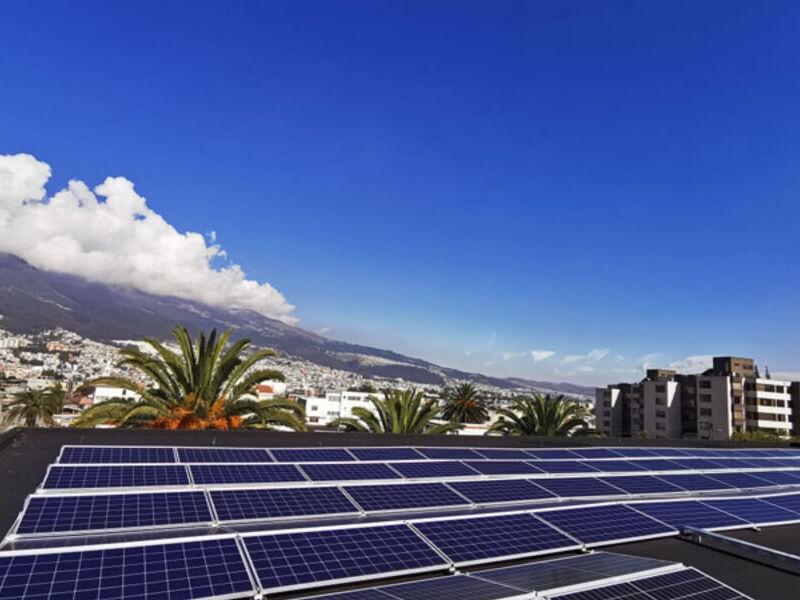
[3,386,65,427]
[73,326,306,430]
[441,382,488,423]
[487,393,591,436]
[330,388,462,434]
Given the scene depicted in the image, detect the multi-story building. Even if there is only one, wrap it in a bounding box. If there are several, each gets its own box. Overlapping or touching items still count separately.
[596,356,799,440]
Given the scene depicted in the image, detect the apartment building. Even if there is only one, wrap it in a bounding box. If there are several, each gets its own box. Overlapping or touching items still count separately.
[595,356,799,440]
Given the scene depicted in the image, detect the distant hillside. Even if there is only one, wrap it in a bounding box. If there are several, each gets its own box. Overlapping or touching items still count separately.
[0,253,593,396]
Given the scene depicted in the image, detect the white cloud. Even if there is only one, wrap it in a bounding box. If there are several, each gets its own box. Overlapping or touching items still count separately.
[638,352,662,371]
[577,365,595,372]
[502,351,526,361]
[315,327,333,335]
[0,153,297,323]
[530,350,555,362]
[563,348,610,364]
[668,355,713,374]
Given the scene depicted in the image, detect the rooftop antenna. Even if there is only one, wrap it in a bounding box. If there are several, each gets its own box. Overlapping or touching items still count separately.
[765,365,771,380]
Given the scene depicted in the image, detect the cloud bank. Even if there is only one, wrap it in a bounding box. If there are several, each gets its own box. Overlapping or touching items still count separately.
[0,153,297,323]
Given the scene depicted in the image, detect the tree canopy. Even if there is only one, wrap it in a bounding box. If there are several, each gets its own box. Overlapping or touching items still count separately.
[487,393,591,436]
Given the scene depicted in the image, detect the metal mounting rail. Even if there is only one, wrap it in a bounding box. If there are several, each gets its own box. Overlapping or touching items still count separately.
[681,526,800,576]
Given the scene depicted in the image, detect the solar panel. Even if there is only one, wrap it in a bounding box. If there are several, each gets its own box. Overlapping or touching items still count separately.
[243,524,448,593]
[59,446,175,464]
[16,491,213,535]
[189,463,305,485]
[626,459,688,472]
[288,589,396,600]
[531,461,600,474]
[672,458,727,470]
[348,448,424,461]
[646,448,692,457]
[412,513,579,565]
[548,567,750,599]
[536,504,676,545]
[702,498,800,526]
[569,448,623,459]
[474,449,535,460]
[344,483,470,512]
[462,461,542,475]
[472,551,674,593]
[630,500,749,530]
[524,449,581,460]
[299,462,402,481]
[709,458,762,469]
[271,448,355,462]
[177,447,272,463]
[657,473,735,492]
[746,458,788,469]
[599,476,685,495]
[382,574,524,600]
[416,448,484,460]
[42,465,189,490]
[609,448,660,458]
[210,486,359,521]
[447,479,555,504]
[760,492,800,514]
[389,461,480,479]
[579,460,646,473]
[0,537,254,600]
[706,472,774,490]
[534,477,628,498]
[745,470,800,485]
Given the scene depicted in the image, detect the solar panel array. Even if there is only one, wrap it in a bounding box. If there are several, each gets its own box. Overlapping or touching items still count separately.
[0,444,789,599]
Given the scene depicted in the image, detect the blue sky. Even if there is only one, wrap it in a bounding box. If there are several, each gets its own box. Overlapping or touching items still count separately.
[1,1,798,385]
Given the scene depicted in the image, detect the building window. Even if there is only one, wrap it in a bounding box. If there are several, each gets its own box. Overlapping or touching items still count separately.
[655,423,665,431]
[699,394,711,403]
[699,408,712,417]
[699,380,711,389]
[656,385,666,393]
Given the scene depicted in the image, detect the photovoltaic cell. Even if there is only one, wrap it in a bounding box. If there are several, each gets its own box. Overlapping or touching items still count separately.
[702,498,800,525]
[462,461,542,475]
[710,458,762,469]
[59,446,175,464]
[657,474,734,492]
[531,461,600,474]
[626,459,688,472]
[243,524,447,592]
[536,504,676,545]
[447,479,555,504]
[177,447,272,463]
[348,448,424,461]
[534,477,628,498]
[42,465,189,490]
[474,449,535,460]
[412,513,579,565]
[389,461,480,479]
[646,448,692,457]
[609,448,660,458]
[630,500,749,530]
[210,486,359,521]
[16,491,212,535]
[416,448,484,460]
[189,463,305,485]
[290,589,395,600]
[761,493,800,514]
[598,476,685,495]
[0,537,254,600]
[344,482,469,512]
[382,574,523,600]
[270,448,355,462]
[672,459,727,470]
[746,471,800,485]
[706,472,774,489]
[579,460,646,473]
[569,448,623,459]
[299,462,401,481]
[524,449,581,460]
[472,551,674,593]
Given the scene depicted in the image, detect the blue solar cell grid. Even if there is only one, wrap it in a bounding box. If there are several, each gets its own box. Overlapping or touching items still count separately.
[707,472,774,489]
[389,461,480,479]
[474,449,534,460]
[761,493,800,514]
[210,487,359,521]
[59,446,176,464]
[463,461,542,475]
[413,513,579,565]
[189,463,306,485]
[711,458,762,469]
[17,491,213,535]
[646,448,692,457]
[599,476,685,495]
[384,574,523,600]
[416,448,484,460]
[243,524,447,592]
[631,500,749,530]
[579,460,646,473]
[447,479,554,504]
[658,474,734,492]
[673,458,727,470]
[299,462,401,481]
[344,483,469,512]
[524,449,581,460]
[177,447,272,463]
[569,448,623,459]
[627,459,688,471]
[347,448,424,461]
[531,460,600,474]
[537,504,676,545]
[270,448,355,462]
[702,498,800,525]
[0,538,254,600]
[609,448,659,458]
[42,465,189,490]
[748,471,800,485]
[535,477,628,498]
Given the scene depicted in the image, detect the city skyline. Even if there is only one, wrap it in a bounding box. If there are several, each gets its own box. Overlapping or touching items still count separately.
[1,2,798,386]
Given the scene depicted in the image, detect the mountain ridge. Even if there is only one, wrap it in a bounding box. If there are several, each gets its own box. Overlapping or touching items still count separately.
[0,253,593,396]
